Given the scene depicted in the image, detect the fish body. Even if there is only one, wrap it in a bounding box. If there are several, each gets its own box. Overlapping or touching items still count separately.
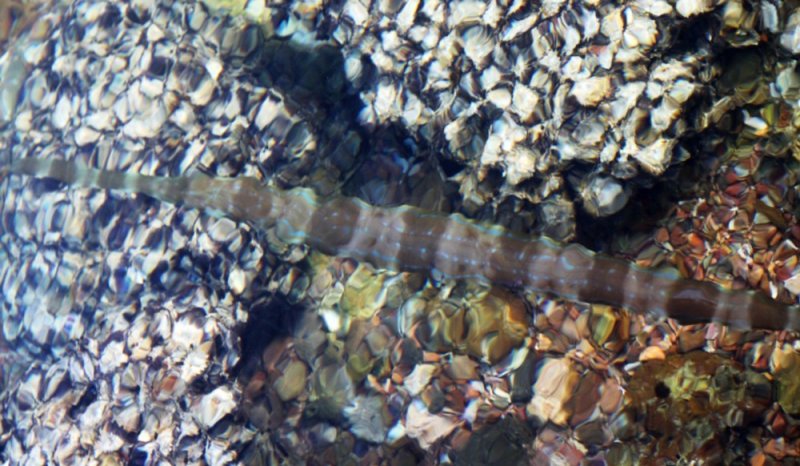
[6,157,800,331]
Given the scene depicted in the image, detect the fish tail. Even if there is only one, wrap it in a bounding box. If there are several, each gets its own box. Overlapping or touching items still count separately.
[8,157,195,205]
[7,157,274,224]
[10,158,114,188]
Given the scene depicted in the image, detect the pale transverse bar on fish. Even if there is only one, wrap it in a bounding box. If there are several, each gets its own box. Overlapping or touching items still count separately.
[7,157,800,331]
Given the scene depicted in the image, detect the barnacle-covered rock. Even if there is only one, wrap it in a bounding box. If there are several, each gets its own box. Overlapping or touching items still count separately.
[0,0,289,461]
[292,0,729,221]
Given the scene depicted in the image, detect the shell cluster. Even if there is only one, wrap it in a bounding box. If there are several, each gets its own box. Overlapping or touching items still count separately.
[334,0,709,219]
[186,0,800,234]
[0,0,315,462]
[216,0,795,224]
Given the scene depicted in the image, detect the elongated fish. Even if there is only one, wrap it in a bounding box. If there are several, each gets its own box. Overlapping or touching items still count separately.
[6,157,800,331]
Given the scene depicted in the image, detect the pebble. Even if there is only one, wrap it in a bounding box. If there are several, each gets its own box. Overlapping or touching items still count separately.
[273,360,308,402]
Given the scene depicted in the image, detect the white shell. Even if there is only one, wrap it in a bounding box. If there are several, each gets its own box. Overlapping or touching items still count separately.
[570,76,611,107]
[676,0,719,17]
[195,386,237,429]
[633,138,676,175]
[510,83,539,123]
[52,95,73,130]
[781,10,800,54]
[462,26,494,68]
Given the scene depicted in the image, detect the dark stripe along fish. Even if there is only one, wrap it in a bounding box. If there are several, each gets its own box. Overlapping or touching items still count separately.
[6,157,800,331]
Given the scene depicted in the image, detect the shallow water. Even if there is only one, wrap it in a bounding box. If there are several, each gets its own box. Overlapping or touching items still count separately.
[3,0,800,464]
